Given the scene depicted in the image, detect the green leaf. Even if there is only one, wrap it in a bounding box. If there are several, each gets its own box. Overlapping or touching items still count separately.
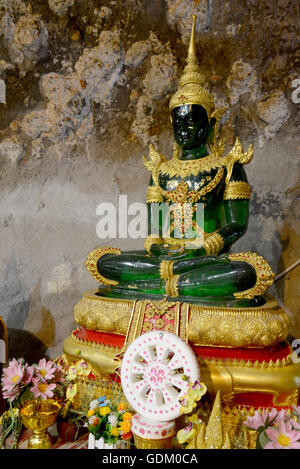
[258,430,271,449]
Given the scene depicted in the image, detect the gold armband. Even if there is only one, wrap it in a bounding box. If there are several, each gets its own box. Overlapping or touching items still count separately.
[223,181,251,200]
[159,260,174,280]
[144,234,162,253]
[203,232,224,255]
[146,186,164,203]
[165,275,180,297]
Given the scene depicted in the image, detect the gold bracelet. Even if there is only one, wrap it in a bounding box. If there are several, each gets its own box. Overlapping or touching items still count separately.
[165,275,180,297]
[203,233,224,255]
[223,181,251,200]
[159,260,174,280]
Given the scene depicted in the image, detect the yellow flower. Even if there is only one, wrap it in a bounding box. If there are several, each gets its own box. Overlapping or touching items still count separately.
[123,412,133,421]
[187,381,207,402]
[99,406,111,416]
[120,420,131,433]
[179,395,196,415]
[117,402,126,411]
[87,409,95,417]
[111,427,120,437]
[66,382,78,402]
[75,360,91,377]
[177,424,196,445]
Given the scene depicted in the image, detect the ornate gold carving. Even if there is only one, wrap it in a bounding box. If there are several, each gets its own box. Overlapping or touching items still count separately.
[146,185,164,203]
[62,334,300,412]
[142,144,165,173]
[195,391,231,449]
[188,296,289,348]
[199,351,292,369]
[73,291,289,348]
[74,292,134,334]
[159,260,174,279]
[161,167,225,202]
[229,252,275,299]
[225,138,253,184]
[144,234,162,253]
[203,232,224,254]
[85,247,122,286]
[223,181,251,200]
[200,358,300,408]
[165,275,180,297]
[159,153,225,179]
[124,299,182,351]
[169,16,215,117]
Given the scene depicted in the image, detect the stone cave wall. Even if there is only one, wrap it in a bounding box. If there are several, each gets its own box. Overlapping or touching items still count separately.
[0,0,299,361]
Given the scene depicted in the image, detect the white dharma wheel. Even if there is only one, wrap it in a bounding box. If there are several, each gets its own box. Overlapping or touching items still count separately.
[120,330,200,421]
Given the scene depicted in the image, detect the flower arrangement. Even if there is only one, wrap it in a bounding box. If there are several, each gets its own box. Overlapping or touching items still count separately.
[176,380,207,449]
[244,407,300,449]
[87,396,133,445]
[0,357,65,448]
[58,359,91,439]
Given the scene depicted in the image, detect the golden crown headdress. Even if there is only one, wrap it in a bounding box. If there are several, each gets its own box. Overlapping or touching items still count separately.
[169,15,215,118]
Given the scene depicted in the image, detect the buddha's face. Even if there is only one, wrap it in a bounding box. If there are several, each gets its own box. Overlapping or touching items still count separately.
[171,104,210,149]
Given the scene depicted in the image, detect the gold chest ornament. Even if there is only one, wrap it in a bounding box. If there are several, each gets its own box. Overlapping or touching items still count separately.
[144,137,253,205]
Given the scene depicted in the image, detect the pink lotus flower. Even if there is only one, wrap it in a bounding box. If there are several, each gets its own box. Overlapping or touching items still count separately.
[1,358,25,388]
[291,419,300,431]
[244,409,274,430]
[1,358,33,401]
[2,384,21,401]
[31,377,57,400]
[265,420,300,449]
[244,408,285,430]
[293,406,300,421]
[35,358,57,381]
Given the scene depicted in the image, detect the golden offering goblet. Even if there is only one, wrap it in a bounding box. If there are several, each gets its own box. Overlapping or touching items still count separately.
[20,398,61,449]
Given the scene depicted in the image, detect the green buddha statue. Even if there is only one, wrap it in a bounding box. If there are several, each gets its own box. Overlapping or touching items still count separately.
[85,16,274,308]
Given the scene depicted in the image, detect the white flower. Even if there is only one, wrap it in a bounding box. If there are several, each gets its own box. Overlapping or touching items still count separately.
[89,399,99,409]
[108,412,118,426]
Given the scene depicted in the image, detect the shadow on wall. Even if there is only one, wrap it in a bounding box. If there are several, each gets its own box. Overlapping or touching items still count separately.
[0,255,55,363]
[7,328,48,364]
[0,254,31,330]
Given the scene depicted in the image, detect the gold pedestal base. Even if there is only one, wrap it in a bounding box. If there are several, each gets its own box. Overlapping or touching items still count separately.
[73,291,289,348]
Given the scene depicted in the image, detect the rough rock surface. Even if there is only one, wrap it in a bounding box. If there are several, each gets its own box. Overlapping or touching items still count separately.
[0,0,298,361]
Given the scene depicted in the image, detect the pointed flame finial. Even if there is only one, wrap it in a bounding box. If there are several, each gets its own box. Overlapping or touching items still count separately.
[187,15,197,64]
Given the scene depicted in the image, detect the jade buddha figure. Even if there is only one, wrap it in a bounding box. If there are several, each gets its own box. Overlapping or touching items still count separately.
[85,16,274,307]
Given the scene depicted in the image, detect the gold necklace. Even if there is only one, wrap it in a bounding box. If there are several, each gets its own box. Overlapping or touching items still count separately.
[159,152,225,179]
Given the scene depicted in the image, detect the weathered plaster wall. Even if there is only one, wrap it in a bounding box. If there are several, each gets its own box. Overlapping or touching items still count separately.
[0,0,299,361]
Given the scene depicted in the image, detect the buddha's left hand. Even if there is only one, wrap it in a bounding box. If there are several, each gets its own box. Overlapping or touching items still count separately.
[151,243,205,260]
